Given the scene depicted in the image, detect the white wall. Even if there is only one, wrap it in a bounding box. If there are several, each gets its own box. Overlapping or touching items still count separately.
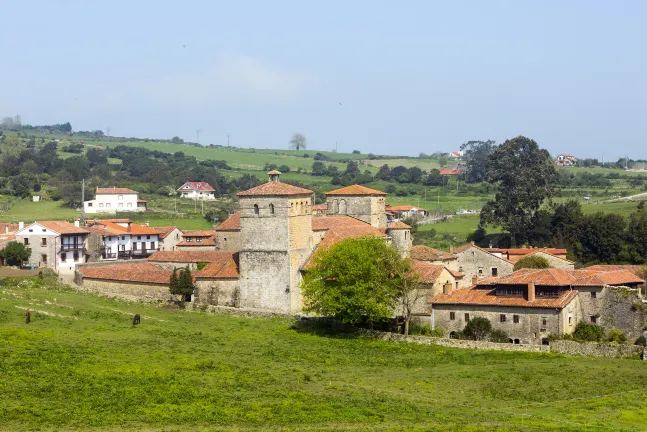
[84,193,139,214]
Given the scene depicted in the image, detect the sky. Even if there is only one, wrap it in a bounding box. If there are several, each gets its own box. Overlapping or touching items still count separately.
[1,1,646,160]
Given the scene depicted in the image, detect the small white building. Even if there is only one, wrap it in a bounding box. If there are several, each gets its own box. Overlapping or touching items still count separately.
[84,187,145,214]
[86,219,161,260]
[177,182,216,200]
[556,154,578,166]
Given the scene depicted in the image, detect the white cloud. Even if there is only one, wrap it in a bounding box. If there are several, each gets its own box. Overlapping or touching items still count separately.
[133,53,317,108]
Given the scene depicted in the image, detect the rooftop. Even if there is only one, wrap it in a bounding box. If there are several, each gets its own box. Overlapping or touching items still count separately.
[214,213,241,231]
[182,230,216,238]
[410,245,457,262]
[412,261,446,284]
[325,184,387,196]
[25,221,90,235]
[237,181,313,197]
[152,226,182,239]
[387,221,411,230]
[79,263,170,284]
[96,187,138,194]
[148,250,232,263]
[481,268,644,287]
[431,284,578,309]
[178,182,216,192]
[194,253,239,279]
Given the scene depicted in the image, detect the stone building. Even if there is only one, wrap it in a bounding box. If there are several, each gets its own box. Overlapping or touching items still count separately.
[176,230,217,251]
[454,243,514,287]
[214,213,242,252]
[387,221,413,257]
[410,245,459,271]
[153,226,184,251]
[85,219,161,261]
[430,268,645,344]
[485,247,569,263]
[410,260,462,320]
[324,185,387,229]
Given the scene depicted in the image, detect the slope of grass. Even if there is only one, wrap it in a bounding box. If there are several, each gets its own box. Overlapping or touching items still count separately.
[1,278,646,431]
[0,198,78,222]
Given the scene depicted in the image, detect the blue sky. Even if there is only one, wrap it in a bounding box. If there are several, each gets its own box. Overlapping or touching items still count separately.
[1,1,646,160]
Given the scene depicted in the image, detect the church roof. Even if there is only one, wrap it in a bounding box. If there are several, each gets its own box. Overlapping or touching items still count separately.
[214,212,241,231]
[267,170,282,175]
[325,185,387,196]
[237,181,312,197]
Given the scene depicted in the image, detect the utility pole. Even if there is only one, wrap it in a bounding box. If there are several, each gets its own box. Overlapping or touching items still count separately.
[226,133,230,147]
[201,196,204,216]
[81,178,85,224]
[106,126,111,141]
[196,130,201,145]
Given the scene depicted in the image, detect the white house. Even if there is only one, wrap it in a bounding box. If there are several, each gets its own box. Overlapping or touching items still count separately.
[449,151,464,159]
[177,182,216,200]
[86,219,161,260]
[556,154,578,166]
[84,187,146,214]
[15,220,90,273]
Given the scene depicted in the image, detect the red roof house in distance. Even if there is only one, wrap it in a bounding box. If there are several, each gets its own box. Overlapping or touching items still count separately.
[177,182,216,200]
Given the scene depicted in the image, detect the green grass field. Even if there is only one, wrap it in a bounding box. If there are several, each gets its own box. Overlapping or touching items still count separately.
[1,278,646,431]
[0,199,78,223]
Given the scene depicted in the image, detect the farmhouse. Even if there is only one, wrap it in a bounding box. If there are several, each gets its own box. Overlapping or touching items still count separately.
[453,243,515,286]
[385,205,428,221]
[177,182,216,200]
[83,187,146,214]
[152,226,184,251]
[16,220,89,272]
[556,154,578,166]
[85,219,161,261]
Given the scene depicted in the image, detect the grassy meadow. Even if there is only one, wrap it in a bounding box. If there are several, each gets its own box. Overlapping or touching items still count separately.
[1,278,646,431]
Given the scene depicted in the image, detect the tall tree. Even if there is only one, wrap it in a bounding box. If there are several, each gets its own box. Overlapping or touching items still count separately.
[301,236,401,327]
[626,209,647,263]
[289,133,307,151]
[480,136,557,246]
[0,242,31,265]
[460,140,497,183]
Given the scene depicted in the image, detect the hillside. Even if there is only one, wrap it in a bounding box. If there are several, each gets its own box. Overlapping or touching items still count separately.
[1,277,647,431]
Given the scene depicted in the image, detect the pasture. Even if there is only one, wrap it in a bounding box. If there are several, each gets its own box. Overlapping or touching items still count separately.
[1,278,646,431]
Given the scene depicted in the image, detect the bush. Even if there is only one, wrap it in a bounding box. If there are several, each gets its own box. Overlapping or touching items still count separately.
[635,335,646,346]
[409,324,432,336]
[463,317,492,341]
[606,328,628,344]
[488,329,510,343]
[513,255,550,271]
[430,327,444,338]
[573,321,604,342]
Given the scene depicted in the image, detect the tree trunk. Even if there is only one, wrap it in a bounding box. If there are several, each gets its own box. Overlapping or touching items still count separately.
[404,314,411,338]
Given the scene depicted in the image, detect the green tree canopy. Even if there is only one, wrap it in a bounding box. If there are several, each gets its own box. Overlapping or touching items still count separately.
[513,255,550,271]
[480,136,557,246]
[460,140,497,183]
[301,236,401,326]
[0,242,31,265]
[170,266,195,300]
[289,133,307,151]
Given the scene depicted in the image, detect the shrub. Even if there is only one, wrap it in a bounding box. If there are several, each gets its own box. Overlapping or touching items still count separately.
[488,329,510,343]
[573,321,604,342]
[462,317,492,341]
[635,335,647,346]
[513,255,550,271]
[409,325,432,336]
[430,327,444,338]
[606,328,628,344]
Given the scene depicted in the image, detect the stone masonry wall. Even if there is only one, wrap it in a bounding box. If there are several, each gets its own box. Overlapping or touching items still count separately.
[533,251,575,270]
[195,279,239,307]
[550,340,644,358]
[455,246,514,287]
[78,278,174,302]
[388,229,412,258]
[215,231,241,252]
[326,195,386,228]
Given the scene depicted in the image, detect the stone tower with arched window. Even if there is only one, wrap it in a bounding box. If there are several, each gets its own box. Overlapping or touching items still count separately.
[387,221,413,258]
[236,171,314,313]
[324,185,387,228]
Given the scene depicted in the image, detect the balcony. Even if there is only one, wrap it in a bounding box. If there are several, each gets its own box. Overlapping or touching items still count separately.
[60,244,85,252]
[132,249,153,257]
[118,250,132,258]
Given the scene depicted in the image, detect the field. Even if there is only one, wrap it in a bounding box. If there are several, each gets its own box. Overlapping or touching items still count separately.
[1,278,646,431]
[0,199,78,223]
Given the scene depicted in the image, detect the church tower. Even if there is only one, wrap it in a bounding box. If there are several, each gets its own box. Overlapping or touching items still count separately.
[324,184,386,228]
[237,171,314,313]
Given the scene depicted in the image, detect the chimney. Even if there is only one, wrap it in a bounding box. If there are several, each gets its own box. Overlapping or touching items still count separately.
[528,281,536,302]
[449,245,455,253]
[443,283,452,295]
[18,221,24,230]
[472,275,478,286]
[4,226,8,234]
[74,219,80,228]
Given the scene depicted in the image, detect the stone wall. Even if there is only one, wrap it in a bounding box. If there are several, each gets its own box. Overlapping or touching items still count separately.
[550,340,644,358]
[215,231,241,252]
[326,195,386,228]
[455,246,514,287]
[388,228,412,258]
[194,279,239,307]
[16,233,59,269]
[533,251,575,270]
[78,278,174,302]
[239,250,291,312]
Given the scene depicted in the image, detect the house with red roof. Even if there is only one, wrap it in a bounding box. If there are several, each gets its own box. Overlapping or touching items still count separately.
[84,187,145,214]
[84,219,161,260]
[16,220,90,272]
[556,153,578,166]
[385,204,428,221]
[177,181,216,200]
[430,268,645,344]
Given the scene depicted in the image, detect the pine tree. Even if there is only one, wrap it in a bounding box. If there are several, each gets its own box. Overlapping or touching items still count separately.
[178,266,195,300]
[169,268,179,295]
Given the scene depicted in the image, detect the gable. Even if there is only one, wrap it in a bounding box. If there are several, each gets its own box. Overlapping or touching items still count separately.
[16,223,59,236]
[456,245,514,268]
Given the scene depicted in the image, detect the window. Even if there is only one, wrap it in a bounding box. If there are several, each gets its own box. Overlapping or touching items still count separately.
[449,312,456,320]
[537,288,559,297]
[464,313,470,322]
[513,315,520,323]
[500,314,506,323]
[41,238,47,246]
[542,318,547,326]
[88,203,93,207]
[133,243,138,251]
[137,236,141,240]
[118,195,123,199]
[41,254,47,262]
[254,204,259,215]
[568,316,572,325]
[496,287,524,296]
[269,204,274,215]
[121,236,125,240]
[150,242,156,250]
[590,316,597,324]
[492,267,498,277]
[459,266,463,272]
[42,229,46,233]
[24,238,29,246]
[61,253,66,261]
[99,203,104,207]
[73,252,79,262]
[106,203,111,208]
[197,237,203,242]
[478,268,483,276]
[187,237,193,242]
[146,236,150,240]
[591,291,597,298]
[127,203,132,207]
[29,229,33,232]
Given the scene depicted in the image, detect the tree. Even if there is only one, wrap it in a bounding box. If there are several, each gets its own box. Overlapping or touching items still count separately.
[480,136,557,246]
[311,161,327,176]
[462,317,492,341]
[170,269,179,294]
[301,236,401,326]
[513,255,550,271]
[170,266,195,301]
[171,136,184,144]
[385,254,422,337]
[578,212,627,264]
[460,140,497,183]
[0,242,31,265]
[289,133,307,151]
[375,164,391,181]
[627,209,647,263]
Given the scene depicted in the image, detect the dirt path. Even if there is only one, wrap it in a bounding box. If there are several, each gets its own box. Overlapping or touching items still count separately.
[607,192,647,202]
[0,268,40,277]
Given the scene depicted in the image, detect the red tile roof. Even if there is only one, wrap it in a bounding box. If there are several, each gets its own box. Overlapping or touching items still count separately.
[87,220,159,236]
[584,265,643,277]
[214,213,241,231]
[182,230,216,238]
[453,243,514,265]
[79,263,170,284]
[439,169,462,176]
[311,216,382,232]
[177,238,216,247]
[237,181,312,197]
[152,226,182,239]
[312,203,328,211]
[96,187,138,194]
[387,221,411,230]
[412,261,445,284]
[486,247,568,262]
[388,205,416,211]
[267,170,282,175]
[411,245,456,261]
[177,182,216,192]
[194,253,239,279]
[481,268,644,287]
[33,221,89,235]
[325,185,387,196]
[431,285,578,309]
[148,250,229,263]
[0,223,19,234]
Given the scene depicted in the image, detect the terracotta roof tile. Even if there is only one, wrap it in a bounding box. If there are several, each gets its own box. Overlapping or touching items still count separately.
[439,169,462,175]
[387,221,411,230]
[96,187,138,194]
[311,216,378,232]
[182,230,216,238]
[237,181,312,197]
[585,265,643,277]
[148,250,231,263]
[388,205,416,211]
[481,268,644,287]
[312,203,328,211]
[0,223,19,234]
[214,213,240,231]
[411,245,457,261]
[177,238,216,247]
[152,226,182,239]
[87,220,159,236]
[431,285,578,309]
[267,170,282,175]
[32,221,89,235]
[412,261,445,284]
[79,263,170,284]
[325,184,387,196]
[194,253,239,279]
[178,182,216,192]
